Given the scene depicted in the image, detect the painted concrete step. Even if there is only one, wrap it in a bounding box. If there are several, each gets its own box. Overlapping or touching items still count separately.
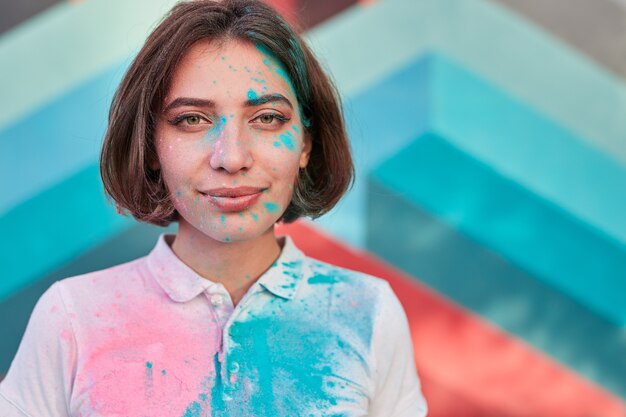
[489,0,626,79]
[367,135,626,396]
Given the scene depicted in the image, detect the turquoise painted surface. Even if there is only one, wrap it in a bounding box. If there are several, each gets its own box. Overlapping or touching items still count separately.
[0,0,178,131]
[308,0,626,164]
[427,53,626,247]
[2,0,625,165]
[0,62,126,214]
[0,164,133,302]
[366,176,626,399]
[372,133,626,325]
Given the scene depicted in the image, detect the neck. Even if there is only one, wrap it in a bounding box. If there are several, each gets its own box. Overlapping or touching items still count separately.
[170,220,282,305]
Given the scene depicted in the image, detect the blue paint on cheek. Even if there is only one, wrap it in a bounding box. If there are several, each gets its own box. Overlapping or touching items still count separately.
[247,89,258,100]
[263,202,280,213]
[279,131,296,151]
[273,141,281,147]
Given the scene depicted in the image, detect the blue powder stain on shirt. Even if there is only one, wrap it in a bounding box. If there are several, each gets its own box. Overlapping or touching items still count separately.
[279,131,296,151]
[220,317,332,415]
[210,353,226,416]
[187,261,379,416]
[308,273,348,285]
[263,202,279,213]
[182,402,201,417]
[247,88,258,100]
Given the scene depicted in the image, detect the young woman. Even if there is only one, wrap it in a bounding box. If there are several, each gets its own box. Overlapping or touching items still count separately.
[0,1,427,416]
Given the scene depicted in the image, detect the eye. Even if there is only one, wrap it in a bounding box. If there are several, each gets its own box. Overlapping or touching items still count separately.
[169,113,211,129]
[251,112,290,128]
[259,114,277,124]
[184,115,203,125]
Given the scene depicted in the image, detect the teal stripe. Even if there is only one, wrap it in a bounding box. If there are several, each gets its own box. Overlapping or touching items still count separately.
[428,53,626,246]
[0,0,178,131]
[2,0,624,168]
[306,0,626,164]
[0,60,127,214]
[373,133,626,325]
[367,176,626,400]
[0,64,125,215]
[0,163,133,303]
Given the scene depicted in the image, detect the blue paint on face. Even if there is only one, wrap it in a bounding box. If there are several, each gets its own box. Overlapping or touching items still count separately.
[279,131,296,151]
[220,214,226,225]
[273,141,281,147]
[247,89,258,100]
[204,115,228,141]
[263,202,279,213]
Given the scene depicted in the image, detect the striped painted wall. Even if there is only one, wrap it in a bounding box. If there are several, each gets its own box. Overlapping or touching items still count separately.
[1,0,624,415]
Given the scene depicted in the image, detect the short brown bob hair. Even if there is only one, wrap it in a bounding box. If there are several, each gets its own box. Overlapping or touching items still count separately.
[100,0,353,226]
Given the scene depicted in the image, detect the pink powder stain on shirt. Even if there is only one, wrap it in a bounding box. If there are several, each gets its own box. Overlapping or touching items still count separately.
[79,292,220,416]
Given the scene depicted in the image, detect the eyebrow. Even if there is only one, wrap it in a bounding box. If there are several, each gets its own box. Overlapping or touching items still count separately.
[163,97,216,112]
[245,93,293,109]
[163,93,293,113]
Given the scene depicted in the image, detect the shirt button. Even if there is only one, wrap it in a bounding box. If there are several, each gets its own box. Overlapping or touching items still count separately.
[210,294,224,306]
[229,362,240,373]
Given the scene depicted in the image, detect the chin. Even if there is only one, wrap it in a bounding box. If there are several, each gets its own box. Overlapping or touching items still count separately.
[197,220,278,244]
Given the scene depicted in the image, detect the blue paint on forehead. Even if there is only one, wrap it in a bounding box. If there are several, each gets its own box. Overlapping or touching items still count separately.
[247,89,258,100]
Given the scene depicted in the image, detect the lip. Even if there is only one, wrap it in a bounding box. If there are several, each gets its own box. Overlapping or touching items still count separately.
[201,187,265,212]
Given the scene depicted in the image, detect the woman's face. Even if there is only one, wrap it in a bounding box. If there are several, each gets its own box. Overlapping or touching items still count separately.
[154,39,311,243]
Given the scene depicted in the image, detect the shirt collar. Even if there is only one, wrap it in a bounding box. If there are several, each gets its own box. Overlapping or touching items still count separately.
[146,234,305,303]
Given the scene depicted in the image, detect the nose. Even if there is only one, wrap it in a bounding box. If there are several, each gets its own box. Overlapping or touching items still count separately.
[209,118,253,174]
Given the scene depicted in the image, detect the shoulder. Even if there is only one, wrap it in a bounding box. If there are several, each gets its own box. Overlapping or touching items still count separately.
[302,256,394,300]
[53,256,153,309]
[298,256,400,333]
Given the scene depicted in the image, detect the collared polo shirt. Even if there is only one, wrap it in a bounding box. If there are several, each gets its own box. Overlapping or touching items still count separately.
[0,234,427,417]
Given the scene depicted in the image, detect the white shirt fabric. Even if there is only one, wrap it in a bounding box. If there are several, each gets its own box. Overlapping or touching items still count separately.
[0,234,427,417]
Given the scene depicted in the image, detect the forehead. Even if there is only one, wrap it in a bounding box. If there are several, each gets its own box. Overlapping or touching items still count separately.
[166,39,297,103]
